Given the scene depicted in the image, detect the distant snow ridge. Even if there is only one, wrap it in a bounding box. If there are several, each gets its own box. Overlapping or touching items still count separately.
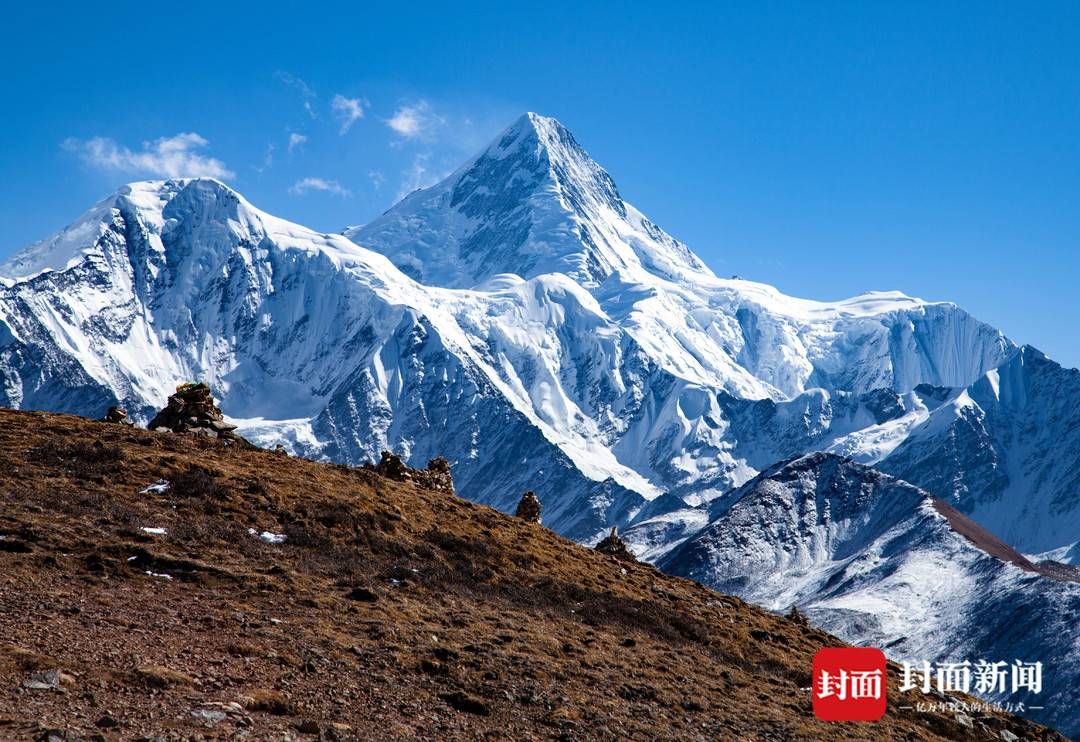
[655,453,1080,737]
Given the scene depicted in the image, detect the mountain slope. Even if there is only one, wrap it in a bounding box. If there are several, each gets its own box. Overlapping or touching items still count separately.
[0,408,1065,741]
[877,346,1080,553]
[656,453,1080,737]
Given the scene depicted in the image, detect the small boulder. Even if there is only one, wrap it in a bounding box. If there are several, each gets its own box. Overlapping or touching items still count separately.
[365,452,455,494]
[373,451,410,481]
[146,382,248,445]
[100,406,135,426]
[594,527,636,562]
[515,491,542,523]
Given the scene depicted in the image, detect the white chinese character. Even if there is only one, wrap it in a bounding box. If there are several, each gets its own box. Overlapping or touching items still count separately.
[936,661,972,693]
[900,660,932,693]
[849,669,883,699]
[1011,660,1042,694]
[973,660,1008,694]
[817,669,848,700]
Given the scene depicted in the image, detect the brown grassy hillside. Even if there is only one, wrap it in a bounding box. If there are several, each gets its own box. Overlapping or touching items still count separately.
[0,409,1065,741]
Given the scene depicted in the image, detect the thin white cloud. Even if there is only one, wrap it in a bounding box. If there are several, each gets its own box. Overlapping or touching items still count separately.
[368,170,386,190]
[386,100,444,141]
[331,94,365,134]
[63,132,233,179]
[288,133,307,154]
[396,153,446,200]
[253,143,274,173]
[289,177,351,197]
[275,70,316,99]
[276,71,318,119]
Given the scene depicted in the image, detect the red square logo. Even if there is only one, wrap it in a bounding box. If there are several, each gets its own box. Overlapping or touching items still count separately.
[812,647,887,721]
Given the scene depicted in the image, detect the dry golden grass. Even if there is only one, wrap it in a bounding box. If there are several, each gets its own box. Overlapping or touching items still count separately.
[0,408,1065,740]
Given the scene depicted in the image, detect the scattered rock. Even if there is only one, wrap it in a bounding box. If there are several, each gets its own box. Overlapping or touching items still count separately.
[438,690,490,716]
[594,527,636,562]
[94,716,119,729]
[296,719,320,735]
[190,708,227,727]
[1000,730,1020,741]
[514,491,542,523]
[22,670,63,691]
[139,480,170,495]
[133,664,193,688]
[100,406,135,426]
[364,452,454,494]
[241,689,296,716]
[345,586,378,602]
[956,712,974,728]
[146,382,248,444]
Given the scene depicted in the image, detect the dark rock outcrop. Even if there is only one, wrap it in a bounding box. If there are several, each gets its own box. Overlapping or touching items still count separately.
[100,406,134,426]
[365,452,455,495]
[594,527,636,562]
[147,383,247,444]
[514,491,542,523]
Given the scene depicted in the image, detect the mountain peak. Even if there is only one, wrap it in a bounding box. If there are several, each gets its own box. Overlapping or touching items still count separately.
[349,113,710,288]
[0,178,245,280]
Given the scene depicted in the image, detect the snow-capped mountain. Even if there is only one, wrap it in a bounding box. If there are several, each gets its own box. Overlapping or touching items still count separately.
[0,178,646,539]
[657,453,1080,736]
[878,346,1080,553]
[351,113,1021,505]
[348,112,712,290]
[1,112,1076,559]
[4,110,1078,735]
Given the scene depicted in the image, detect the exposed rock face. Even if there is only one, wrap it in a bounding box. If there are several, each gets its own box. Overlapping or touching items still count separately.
[514,491,542,523]
[366,451,455,495]
[594,527,636,562]
[100,406,134,426]
[147,383,246,444]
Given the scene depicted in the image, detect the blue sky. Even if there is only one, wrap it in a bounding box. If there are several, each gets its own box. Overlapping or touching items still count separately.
[2,1,1077,367]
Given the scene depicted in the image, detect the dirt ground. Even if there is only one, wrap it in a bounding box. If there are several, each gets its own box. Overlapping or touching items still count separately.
[0,408,1065,741]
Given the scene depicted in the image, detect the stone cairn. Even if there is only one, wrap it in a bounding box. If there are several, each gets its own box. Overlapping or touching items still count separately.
[514,491,542,524]
[147,382,247,443]
[100,405,135,426]
[594,526,636,562]
[365,451,455,495]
